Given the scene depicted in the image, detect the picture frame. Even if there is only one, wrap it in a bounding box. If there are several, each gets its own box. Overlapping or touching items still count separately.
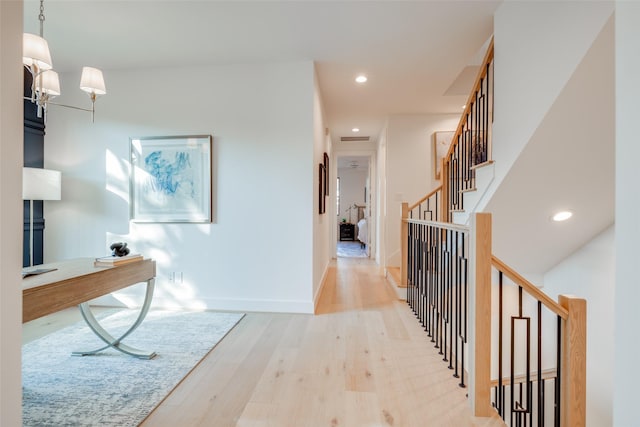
[433,131,455,180]
[323,152,329,196]
[319,163,326,214]
[130,135,212,223]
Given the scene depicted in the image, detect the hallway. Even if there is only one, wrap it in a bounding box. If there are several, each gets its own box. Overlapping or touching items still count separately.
[142,258,504,426]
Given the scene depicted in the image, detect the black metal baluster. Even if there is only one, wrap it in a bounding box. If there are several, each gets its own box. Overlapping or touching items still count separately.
[498,271,504,418]
[555,316,562,427]
[448,230,456,370]
[423,223,429,328]
[418,223,421,318]
[537,301,542,427]
[510,314,516,427]
[409,222,415,313]
[424,226,434,337]
[460,251,467,388]
[407,221,412,308]
[475,81,481,166]
[541,379,545,426]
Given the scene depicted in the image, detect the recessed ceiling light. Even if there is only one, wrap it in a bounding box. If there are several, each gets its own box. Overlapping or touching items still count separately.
[552,211,573,222]
[352,128,360,132]
[355,75,368,83]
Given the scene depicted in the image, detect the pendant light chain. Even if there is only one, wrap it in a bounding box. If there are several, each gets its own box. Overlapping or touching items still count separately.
[38,0,45,38]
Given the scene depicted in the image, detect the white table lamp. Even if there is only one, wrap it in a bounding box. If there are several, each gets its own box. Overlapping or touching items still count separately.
[23,167,61,266]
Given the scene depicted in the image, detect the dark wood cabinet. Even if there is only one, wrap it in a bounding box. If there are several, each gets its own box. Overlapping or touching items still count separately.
[23,69,46,267]
[339,223,355,241]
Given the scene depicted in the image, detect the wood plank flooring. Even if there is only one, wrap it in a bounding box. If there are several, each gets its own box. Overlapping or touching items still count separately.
[141,258,504,427]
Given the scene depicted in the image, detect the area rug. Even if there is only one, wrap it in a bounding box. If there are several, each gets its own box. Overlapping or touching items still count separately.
[22,309,244,427]
[337,241,368,258]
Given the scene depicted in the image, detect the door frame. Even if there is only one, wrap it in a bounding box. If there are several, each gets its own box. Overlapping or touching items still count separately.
[331,150,377,261]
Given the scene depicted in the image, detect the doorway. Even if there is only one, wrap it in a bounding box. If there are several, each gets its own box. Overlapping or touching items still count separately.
[336,156,370,258]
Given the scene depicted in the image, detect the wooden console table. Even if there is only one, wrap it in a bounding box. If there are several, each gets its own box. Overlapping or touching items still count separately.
[22,258,157,359]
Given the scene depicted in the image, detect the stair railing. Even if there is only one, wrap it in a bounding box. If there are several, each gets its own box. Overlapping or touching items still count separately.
[401,186,443,287]
[401,37,585,425]
[405,215,470,386]
[444,39,494,221]
[488,255,586,426]
[404,213,586,425]
[401,39,494,286]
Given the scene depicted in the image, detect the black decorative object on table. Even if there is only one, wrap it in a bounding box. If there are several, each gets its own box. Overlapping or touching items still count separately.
[110,242,130,257]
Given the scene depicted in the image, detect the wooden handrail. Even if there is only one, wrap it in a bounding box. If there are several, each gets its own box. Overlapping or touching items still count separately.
[491,255,568,320]
[490,368,557,388]
[445,37,495,161]
[408,185,442,211]
[404,217,469,233]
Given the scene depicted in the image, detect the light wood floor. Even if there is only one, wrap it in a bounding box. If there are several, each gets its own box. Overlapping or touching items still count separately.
[138,258,503,427]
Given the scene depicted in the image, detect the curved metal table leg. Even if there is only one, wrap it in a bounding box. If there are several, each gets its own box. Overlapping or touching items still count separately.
[72,278,156,359]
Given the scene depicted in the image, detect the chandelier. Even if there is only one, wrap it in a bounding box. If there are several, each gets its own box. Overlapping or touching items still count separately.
[23,0,106,122]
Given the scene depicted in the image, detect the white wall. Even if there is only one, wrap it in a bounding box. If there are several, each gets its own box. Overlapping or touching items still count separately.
[376,125,387,265]
[337,167,367,224]
[479,1,614,213]
[312,66,332,303]
[384,114,459,267]
[614,2,640,424]
[44,61,319,313]
[0,1,24,424]
[544,226,614,427]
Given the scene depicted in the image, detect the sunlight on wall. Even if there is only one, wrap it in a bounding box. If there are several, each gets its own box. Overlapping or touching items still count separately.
[104,149,208,310]
[105,149,130,203]
[111,280,207,311]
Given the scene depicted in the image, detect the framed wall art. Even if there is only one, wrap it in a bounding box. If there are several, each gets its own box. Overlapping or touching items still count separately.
[130,135,212,223]
[323,152,329,196]
[433,131,455,180]
[319,163,326,214]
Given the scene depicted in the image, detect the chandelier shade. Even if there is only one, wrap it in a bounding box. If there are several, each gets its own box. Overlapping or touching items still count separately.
[80,67,107,96]
[39,70,61,96]
[22,33,52,70]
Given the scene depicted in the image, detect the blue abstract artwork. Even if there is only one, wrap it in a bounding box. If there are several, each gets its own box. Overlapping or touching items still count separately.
[130,135,212,222]
[144,151,194,198]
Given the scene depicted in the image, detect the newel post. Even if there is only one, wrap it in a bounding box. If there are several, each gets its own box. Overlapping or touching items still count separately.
[470,212,492,417]
[558,295,587,427]
[400,202,409,287]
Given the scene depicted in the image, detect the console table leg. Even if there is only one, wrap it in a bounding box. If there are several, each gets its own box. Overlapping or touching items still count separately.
[72,278,156,359]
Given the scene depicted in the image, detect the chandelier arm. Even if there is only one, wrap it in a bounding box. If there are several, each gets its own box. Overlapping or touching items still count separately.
[46,101,93,113]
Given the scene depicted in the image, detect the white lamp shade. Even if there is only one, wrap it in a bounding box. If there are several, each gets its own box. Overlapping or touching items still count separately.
[80,67,106,95]
[38,70,61,96]
[23,33,53,70]
[23,167,62,201]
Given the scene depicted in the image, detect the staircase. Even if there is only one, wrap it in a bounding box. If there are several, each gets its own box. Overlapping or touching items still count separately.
[451,160,494,225]
[399,39,587,426]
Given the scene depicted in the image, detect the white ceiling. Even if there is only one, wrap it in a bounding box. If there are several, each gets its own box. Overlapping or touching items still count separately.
[23,0,500,145]
[337,155,369,171]
[24,1,616,278]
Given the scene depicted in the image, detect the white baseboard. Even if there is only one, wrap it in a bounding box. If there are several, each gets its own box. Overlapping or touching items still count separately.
[313,261,334,313]
[112,292,315,314]
[384,268,407,300]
